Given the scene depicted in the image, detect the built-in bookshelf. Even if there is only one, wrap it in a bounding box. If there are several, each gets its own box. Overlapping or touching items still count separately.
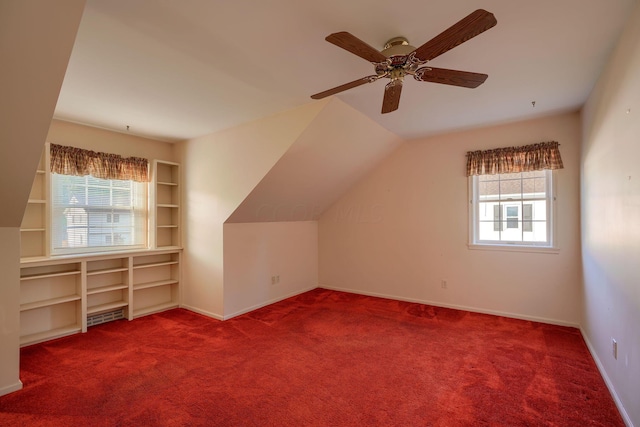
[18,147,183,346]
[20,147,48,259]
[19,262,82,346]
[19,249,181,347]
[153,160,181,249]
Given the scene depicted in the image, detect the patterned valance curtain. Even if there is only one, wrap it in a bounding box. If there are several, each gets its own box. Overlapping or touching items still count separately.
[466,141,563,176]
[50,144,149,182]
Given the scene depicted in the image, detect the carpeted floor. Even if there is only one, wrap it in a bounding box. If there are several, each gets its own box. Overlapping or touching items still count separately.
[0,288,624,426]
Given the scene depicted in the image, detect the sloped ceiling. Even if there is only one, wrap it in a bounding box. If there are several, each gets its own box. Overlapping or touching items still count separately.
[54,0,636,142]
[0,0,85,227]
[227,98,403,223]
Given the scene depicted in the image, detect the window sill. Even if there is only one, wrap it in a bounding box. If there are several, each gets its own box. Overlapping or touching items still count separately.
[467,243,559,254]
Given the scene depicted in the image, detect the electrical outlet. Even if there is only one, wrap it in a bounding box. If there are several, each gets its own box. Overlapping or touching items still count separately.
[441,280,447,289]
[271,275,280,285]
[612,338,618,359]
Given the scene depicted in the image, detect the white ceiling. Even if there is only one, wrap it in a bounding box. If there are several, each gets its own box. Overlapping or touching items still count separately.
[54,0,637,143]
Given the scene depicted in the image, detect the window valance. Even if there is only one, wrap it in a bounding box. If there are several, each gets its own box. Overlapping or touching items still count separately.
[466,141,563,176]
[50,144,149,182]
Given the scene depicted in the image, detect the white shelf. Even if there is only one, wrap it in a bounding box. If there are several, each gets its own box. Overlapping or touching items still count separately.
[157,225,178,228]
[20,228,46,232]
[21,270,81,281]
[27,199,46,204]
[158,204,179,208]
[133,279,178,291]
[157,181,177,186]
[20,325,82,346]
[86,267,129,276]
[20,294,81,311]
[87,283,128,295]
[133,260,179,270]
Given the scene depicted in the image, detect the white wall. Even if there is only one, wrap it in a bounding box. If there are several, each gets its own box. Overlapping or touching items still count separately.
[319,112,582,326]
[223,222,318,318]
[0,0,85,397]
[177,102,325,318]
[581,2,640,425]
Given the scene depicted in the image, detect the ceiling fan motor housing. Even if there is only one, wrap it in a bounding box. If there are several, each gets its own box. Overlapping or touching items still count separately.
[377,37,421,76]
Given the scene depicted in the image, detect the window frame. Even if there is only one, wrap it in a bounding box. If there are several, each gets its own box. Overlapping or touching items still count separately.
[468,170,559,253]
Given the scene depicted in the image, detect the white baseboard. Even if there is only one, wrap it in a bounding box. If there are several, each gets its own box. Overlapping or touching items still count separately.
[180,304,224,321]
[222,286,318,320]
[580,328,634,427]
[318,284,579,328]
[181,286,318,321]
[0,380,23,397]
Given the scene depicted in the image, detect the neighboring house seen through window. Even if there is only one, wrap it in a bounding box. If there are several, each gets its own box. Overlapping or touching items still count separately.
[469,170,555,248]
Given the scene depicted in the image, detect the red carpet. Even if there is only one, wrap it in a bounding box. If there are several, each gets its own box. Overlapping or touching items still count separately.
[0,289,623,426]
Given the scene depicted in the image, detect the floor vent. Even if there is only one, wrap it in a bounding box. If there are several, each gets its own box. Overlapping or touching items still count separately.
[87,309,125,327]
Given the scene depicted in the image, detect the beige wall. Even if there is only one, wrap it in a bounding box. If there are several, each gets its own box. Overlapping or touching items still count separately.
[223,222,318,318]
[581,2,640,424]
[319,112,582,326]
[0,0,85,397]
[0,228,21,396]
[176,102,325,318]
[48,119,175,161]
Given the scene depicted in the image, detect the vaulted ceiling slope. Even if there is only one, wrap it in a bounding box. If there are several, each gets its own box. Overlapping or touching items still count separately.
[0,1,84,227]
[226,99,403,223]
[54,1,636,142]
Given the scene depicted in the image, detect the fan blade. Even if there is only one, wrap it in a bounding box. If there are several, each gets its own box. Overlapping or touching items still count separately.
[414,67,488,88]
[382,81,403,114]
[310,75,380,99]
[412,9,497,62]
[326,32,388,63]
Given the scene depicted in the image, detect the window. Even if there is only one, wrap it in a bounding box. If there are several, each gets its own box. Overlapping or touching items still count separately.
[49,143,149,255]
[51,174,147,254]
[470,170,555,248]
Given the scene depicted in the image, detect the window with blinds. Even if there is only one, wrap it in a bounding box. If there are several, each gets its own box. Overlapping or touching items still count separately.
[51,174,147,254]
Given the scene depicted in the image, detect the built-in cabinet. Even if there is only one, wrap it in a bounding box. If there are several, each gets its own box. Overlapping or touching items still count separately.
[19,249,181,346]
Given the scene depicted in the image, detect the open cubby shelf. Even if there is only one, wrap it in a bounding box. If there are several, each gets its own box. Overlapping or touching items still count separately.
[20,249,181,347]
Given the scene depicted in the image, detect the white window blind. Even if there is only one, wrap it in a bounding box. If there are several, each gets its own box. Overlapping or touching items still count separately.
[51,174,147,254]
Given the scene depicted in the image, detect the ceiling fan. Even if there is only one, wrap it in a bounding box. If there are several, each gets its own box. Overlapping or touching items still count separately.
[310,9,497,114]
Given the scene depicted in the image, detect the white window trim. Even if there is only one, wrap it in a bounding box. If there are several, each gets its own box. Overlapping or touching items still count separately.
[467,170,559,253]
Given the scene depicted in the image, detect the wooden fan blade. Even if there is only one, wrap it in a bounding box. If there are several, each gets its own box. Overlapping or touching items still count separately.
[414,67,488,88]
[310,75,380,99]
[326,32,388,63]
[382,81,403,114]
[412,9,497,62]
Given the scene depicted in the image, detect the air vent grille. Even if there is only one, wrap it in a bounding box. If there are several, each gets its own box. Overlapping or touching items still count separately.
[87,309,125,327]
